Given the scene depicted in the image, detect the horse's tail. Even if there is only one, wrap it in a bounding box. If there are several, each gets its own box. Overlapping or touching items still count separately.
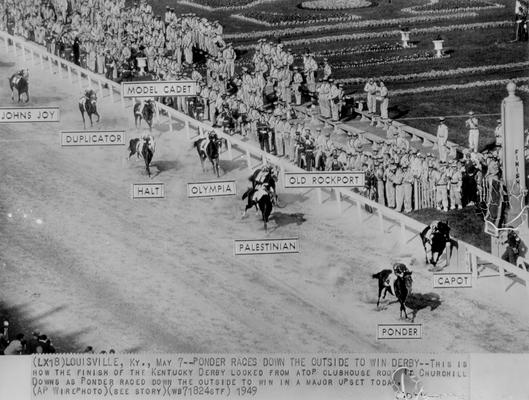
[372,272,381,279]
[449,239,458,257]
[242,187,251,200]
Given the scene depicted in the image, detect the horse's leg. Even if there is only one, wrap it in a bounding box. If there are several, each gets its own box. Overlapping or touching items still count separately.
[81,110,86,129]
[376,285,383,308]
[25,91,29,103]
[95,111,100,123]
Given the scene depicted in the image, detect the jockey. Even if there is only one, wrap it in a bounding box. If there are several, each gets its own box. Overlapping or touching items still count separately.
[12,69,25,85]
[424,220,441,244]
[136,98,153,116]
[140,132,155,152]
[384,263,410,296]
[200,130,217,154]
[253,183,270,203]
[393,263,409,278]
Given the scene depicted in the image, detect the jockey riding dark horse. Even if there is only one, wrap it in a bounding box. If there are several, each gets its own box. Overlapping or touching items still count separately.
[9,69,29,102]
[128,134,156,177]
[249,165,278,205]
[134,99,155,130]
[420,220,458,268]
[372,263,413,320]
[193,131,222,177]
[79,88,100,128]
[242,183,274,232]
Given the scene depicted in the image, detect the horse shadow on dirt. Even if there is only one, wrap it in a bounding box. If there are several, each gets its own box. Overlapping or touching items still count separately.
[151,160,179,177]
[373,292,442,323]
[267,212,306,233]
[405,292,442,322]
[219,157,248,175]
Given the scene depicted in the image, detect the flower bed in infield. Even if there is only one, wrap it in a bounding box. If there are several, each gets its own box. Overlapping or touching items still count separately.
[300,0,372,10]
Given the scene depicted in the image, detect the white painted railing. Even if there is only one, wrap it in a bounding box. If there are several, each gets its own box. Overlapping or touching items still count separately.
[2,30,528,300]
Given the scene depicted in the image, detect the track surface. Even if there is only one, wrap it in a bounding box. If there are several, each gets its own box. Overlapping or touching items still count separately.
[1,48,528,354]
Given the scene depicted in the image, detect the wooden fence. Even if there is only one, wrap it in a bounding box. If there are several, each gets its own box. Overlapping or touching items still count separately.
[2,30,528,301]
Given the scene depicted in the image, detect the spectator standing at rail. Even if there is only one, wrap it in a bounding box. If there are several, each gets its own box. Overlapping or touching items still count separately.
[377,81,389,119]
[3,333,25,355]
[364,78,377,114]
[436,117,449,162]
[466,111,480,152]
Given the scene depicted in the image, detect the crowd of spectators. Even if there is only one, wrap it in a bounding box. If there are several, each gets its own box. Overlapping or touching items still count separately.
[0,320,115,355]
[0,322,56,355]
[0,0,508,215]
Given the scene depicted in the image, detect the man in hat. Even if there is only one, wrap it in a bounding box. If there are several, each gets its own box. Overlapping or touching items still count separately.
[448,160,463,210]
[377,80,389,119]
[318,78,331,118]
[494,118,503,149]
[393,163,405,212]
[364,78,377,114]
[322,58,332,81]
[384,162,397,208]
[327,150,344,171]
[315,129,334,170]
[257,112,271,153]
[465,111,479,152]
[436,117,449,162]
[433,161,450,211]
[291,67,303,105]
[222,42,236,79]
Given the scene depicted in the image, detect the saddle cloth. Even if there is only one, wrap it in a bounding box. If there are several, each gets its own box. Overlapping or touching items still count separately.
[199,139,210,155]
[253,185,268,202]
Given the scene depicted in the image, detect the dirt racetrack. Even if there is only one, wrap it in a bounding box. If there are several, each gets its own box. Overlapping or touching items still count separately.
[1,48,528,355]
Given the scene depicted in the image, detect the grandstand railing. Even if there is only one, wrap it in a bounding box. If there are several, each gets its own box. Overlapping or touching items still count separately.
[2,30,528,301]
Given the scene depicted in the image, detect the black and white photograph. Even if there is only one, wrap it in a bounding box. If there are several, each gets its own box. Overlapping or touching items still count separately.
[0,0,528,398]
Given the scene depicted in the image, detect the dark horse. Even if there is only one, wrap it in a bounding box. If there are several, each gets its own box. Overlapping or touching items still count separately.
[249,166,279,205]
[242,186,274,232]
[419,220,458,268]
[8,70,29,102]
[194,134,222,177]
[134,100,155,130]
[128,136,155,177]
[372,268,413,320]
[79,94,100,129]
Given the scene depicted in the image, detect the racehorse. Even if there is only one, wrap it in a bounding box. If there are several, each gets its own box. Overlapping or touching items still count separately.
[128,136,156,177]
[242,185,274,232]
[79,94,100,129]
[419,220,458,268]
[134,100,155,130]
[372,268,413,320]
[8,70,29,102]
[194,134,222,177]
[249,166,279,204]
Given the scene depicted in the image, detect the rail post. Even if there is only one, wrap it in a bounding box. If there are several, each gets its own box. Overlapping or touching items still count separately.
[335,189,342,213]
[30,48,34,65]
[4,35,8,52]
[21,43,26,64]
[356,201,363,221]
[498,263,505,292]
[227,139,233,160]
[120,89,125,109]
[246,149,252,170]
[164,113,170,132]
[400,222,407,246]
[108,84,114,102]
[185,120,190,139]
[98,79,104,100]
[316,188,323,204]
[78,69,83,90]
[48,55,53,73]
[471,252,478,279]
[67,64,72,82]
[377,208,384,233]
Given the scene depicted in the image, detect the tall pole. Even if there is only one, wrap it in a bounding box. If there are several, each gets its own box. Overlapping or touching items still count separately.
[501,81,527,242]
